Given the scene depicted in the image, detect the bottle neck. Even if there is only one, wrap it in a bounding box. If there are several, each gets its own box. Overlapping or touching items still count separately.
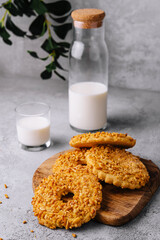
[73,23,105,42]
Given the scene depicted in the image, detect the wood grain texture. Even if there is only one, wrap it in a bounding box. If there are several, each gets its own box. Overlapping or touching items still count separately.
[32,150,160,226]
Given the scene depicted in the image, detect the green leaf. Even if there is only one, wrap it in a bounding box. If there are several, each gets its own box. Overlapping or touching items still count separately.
[41,37,57,54]
[46,0,71,16]
[28,20,47,38]
[3,38,12,45]
[55,59,67,71]
[3,2,21,16]
[41,69,52,79]
[30,0,47,15]
[40,21,47,37]
[27,50,49,60]
[0,23,12,45]
[13,0,26,12]
[58,42,70,48]
[57,47,69,54]
[54,70,66,80]
[52,23,72,39]
[53,47,68,60]
[49,14,69,23]
[14,0,35,17]
[6,16,26,37]
[29,15,45,36]
[46,62,56,72]
[0,23,10,39]
[60,53,68,58]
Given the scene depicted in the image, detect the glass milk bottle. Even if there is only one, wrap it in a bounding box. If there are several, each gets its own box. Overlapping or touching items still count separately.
[69,8,108,132]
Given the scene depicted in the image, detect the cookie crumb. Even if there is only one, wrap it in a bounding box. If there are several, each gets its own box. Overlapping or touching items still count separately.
[72,233,77,238]
[30,230,34,233]
[4,194,9,199]
[23,220,27,224]
[0,238,3,240]
[4,184,8,188]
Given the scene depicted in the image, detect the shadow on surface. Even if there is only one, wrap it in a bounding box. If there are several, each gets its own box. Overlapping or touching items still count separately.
[50,137,69,149]
[107,112,146,131]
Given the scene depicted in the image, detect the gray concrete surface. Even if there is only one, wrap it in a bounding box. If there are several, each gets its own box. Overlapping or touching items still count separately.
[0,0,160,91]
[0,75,160,240]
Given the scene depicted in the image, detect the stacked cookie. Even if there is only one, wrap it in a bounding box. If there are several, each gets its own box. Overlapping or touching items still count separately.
[32,132,150,230]
[69,132,149,189]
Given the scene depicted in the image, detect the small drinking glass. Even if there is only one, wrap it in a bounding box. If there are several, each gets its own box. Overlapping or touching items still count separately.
[15,102,51,151]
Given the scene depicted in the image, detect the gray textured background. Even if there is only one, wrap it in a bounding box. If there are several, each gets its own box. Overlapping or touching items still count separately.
[0,1,160,239]
[0,76,160,240]
[0,0,160,91]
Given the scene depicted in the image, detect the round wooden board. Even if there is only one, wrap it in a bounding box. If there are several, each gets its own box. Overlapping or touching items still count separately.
[32,150,160,226]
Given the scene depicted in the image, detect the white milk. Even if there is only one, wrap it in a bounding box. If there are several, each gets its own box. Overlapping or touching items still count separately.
[16,116,50,146]
[69,82,107,131]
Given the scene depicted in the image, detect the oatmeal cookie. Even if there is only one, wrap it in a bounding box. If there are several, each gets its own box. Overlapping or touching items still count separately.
[32,166,102,229]
[69,132,136,149]
[85,145,150,189]
[52,148,87,172]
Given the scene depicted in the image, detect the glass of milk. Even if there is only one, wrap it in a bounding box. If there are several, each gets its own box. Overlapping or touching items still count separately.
[15,102,51,151]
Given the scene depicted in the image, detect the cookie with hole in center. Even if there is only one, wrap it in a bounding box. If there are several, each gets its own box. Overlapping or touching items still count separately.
[69,132,136,149]
[32,166,102,229]
[85,145,150,189]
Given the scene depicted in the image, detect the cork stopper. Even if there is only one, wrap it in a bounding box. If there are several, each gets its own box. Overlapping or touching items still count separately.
[71,9,105,29]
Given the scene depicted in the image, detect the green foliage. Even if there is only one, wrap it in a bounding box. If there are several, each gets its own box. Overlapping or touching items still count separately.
[45,1,71,16]
[0,21,12,44]
[29,15,46,36]
[6,15,26,36]
[52,23,72,39]
[0,0,72,80]
[30,0,47,15]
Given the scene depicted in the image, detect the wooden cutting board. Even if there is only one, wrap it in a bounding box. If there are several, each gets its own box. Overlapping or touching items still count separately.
[32,150,160,226]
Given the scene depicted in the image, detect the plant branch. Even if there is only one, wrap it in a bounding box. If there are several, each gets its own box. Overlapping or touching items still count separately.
[45,15,51,37]
[0,0,72,80]
[0,9,8,26]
